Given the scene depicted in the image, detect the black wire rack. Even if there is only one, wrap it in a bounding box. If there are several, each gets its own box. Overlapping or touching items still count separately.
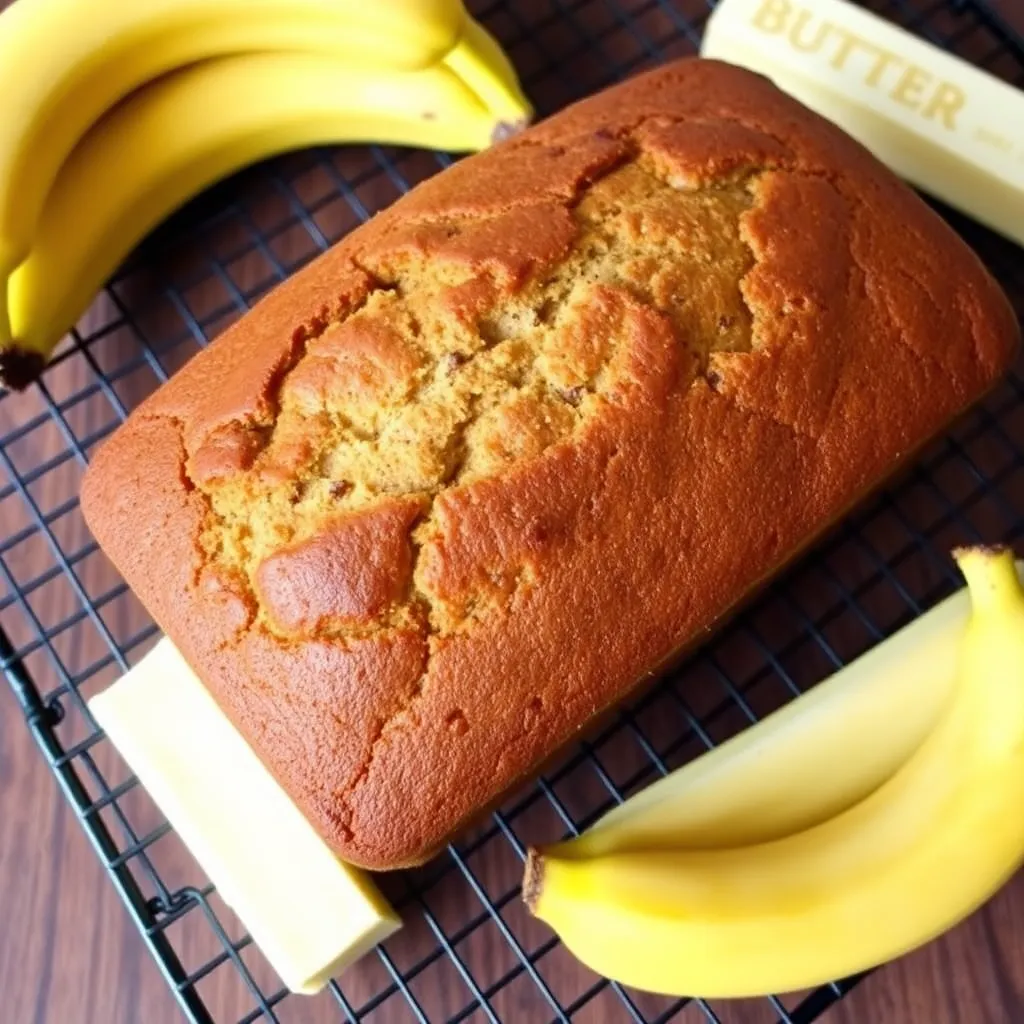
[2,0,1023,1021]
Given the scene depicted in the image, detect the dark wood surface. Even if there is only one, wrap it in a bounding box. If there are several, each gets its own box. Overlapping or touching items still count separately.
[4,0,1024,1021]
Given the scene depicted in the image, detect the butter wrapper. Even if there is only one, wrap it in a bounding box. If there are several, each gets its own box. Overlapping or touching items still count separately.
[702,0,1024,247]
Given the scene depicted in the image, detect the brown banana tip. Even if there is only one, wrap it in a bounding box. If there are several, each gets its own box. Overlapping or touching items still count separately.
[492,117,531,145]
[0,346,46,391]
[522,848,544,913]
[952,544,1010,562]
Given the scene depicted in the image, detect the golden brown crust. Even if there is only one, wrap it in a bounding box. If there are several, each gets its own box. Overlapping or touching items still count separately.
[81,58,1020,870]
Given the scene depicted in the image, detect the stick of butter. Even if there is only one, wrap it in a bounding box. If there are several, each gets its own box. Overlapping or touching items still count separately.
[89,638,401,995]
[701,0,1024,247]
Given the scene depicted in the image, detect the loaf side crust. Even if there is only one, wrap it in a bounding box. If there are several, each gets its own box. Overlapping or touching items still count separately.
[81,59,1020,869]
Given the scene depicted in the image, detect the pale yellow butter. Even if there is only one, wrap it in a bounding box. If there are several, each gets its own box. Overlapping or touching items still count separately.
[89,638,401,995]
[701,0,1024,247]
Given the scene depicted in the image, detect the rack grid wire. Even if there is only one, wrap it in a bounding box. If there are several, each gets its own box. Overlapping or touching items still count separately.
[2,0,1023,1021]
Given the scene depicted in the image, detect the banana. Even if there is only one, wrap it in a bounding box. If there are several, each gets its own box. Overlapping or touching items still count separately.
[526,546,1024,998]
[550,568,1018,859]
[443,16,533,136]
[0,0,535,388]
[4,51,503,379]
[0,0,469,332]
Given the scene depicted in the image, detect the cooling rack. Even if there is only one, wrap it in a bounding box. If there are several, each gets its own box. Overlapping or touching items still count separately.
[2,0,1023,1021]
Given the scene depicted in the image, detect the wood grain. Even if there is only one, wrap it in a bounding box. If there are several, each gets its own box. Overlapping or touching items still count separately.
[3,0,1024,1021]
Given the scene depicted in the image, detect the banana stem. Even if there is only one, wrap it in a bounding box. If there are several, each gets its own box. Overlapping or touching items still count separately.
[442,16,533,135]
[522,849,545,913]
[954,546,1022,611]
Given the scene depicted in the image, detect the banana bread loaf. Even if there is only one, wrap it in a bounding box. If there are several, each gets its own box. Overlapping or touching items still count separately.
[81,58,1020,870]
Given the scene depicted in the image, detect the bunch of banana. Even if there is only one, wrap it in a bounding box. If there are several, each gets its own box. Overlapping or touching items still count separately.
[0,0,532,390]
[526,546,1024,997]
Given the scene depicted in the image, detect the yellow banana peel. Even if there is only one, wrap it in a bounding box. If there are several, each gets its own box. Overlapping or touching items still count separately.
[527,547,1024,997]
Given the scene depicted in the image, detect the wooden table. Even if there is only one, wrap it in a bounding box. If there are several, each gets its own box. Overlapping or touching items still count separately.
[3,0,1024,1020]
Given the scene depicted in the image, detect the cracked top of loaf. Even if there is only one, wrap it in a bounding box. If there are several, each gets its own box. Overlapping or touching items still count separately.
[81,58,1020,869]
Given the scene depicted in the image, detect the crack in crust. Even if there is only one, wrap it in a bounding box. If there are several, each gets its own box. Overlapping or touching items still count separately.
[185,131,772,648]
